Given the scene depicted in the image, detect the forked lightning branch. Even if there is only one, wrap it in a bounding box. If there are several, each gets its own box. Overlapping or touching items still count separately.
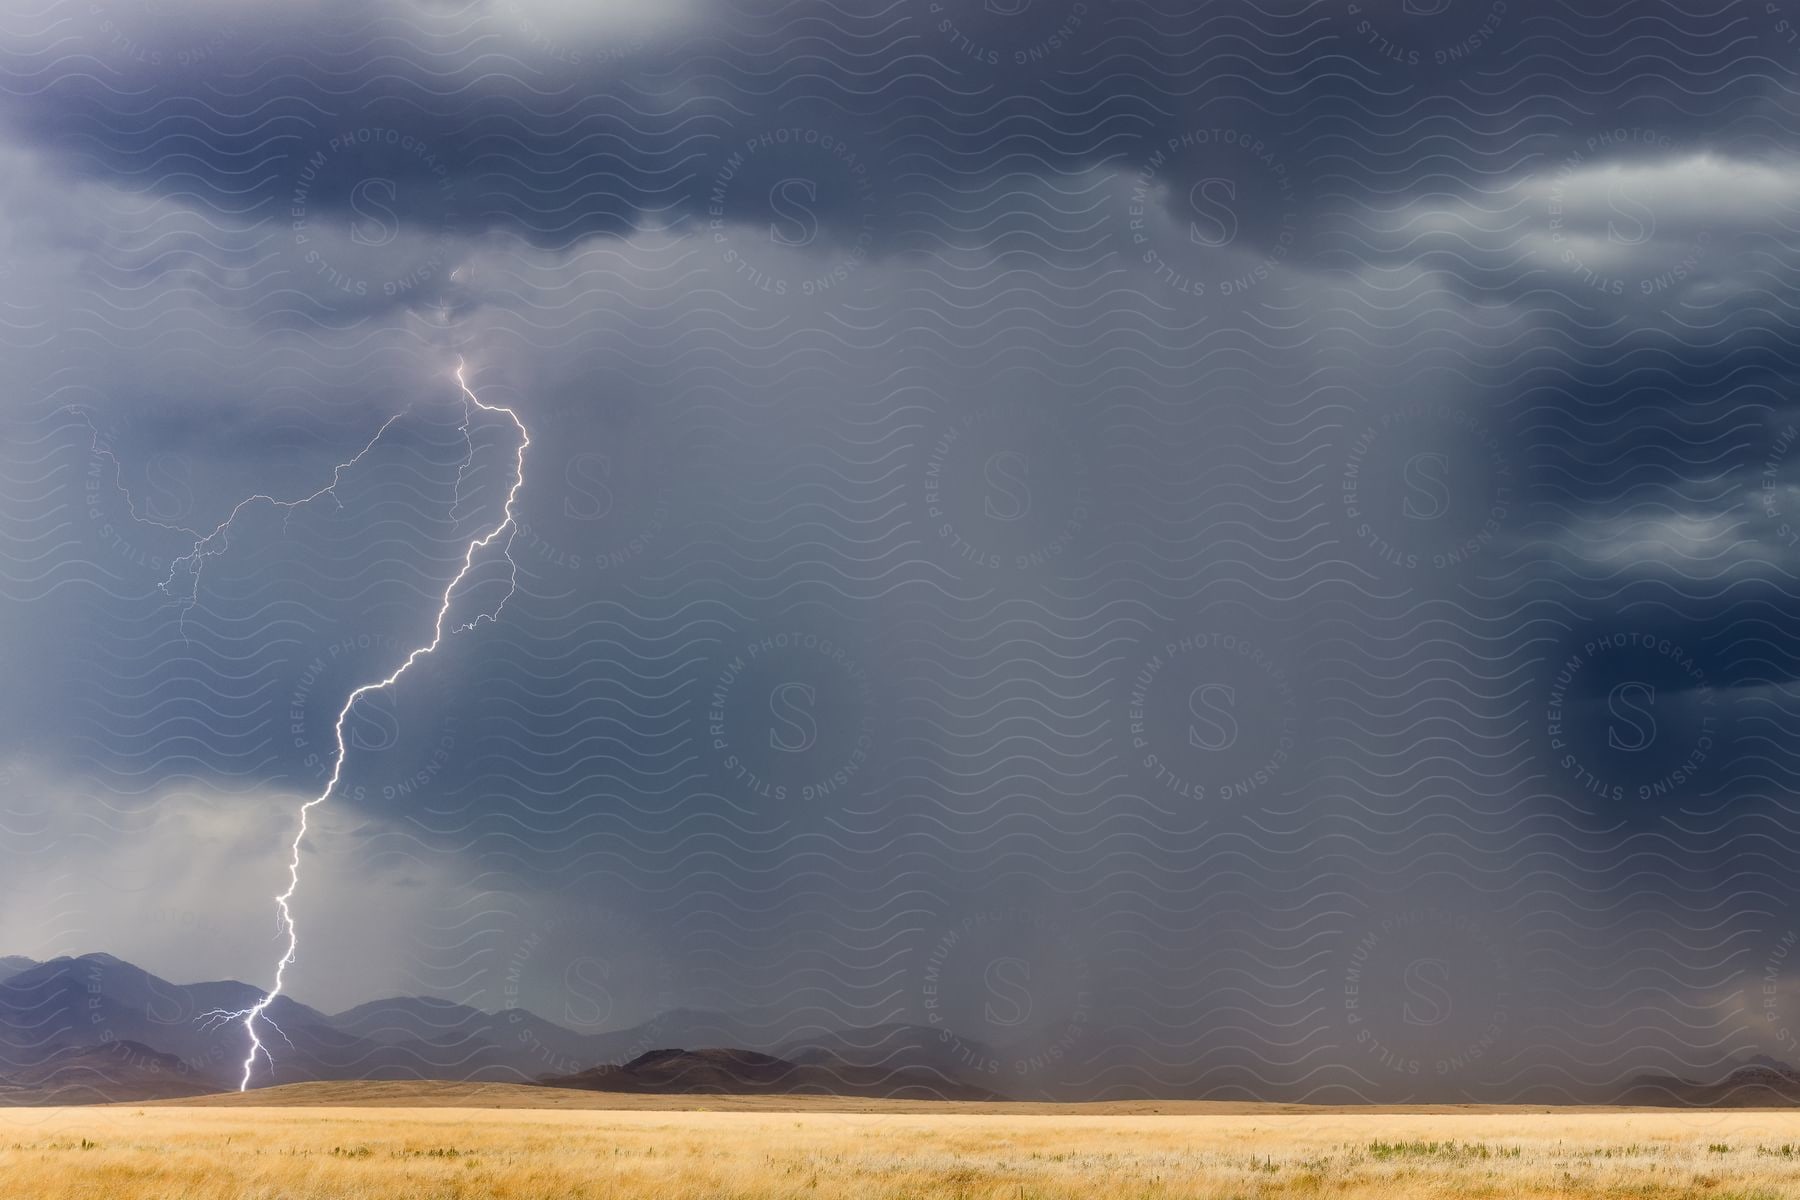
[80,361,530,1089]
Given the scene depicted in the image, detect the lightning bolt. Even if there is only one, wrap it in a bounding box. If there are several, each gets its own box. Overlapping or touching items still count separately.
[157,410,412,626]
[172,360,528,1090]
[72,404,416,644]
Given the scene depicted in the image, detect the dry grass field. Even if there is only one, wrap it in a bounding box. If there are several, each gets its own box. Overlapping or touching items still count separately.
[5,1091,1800,1198]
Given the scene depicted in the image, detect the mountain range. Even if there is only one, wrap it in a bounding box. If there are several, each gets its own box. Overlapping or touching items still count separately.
[8,953,1800,1107]
[0,953,1005,1104]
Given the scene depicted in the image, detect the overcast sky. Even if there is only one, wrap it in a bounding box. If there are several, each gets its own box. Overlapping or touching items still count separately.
[2,0,1800,1102]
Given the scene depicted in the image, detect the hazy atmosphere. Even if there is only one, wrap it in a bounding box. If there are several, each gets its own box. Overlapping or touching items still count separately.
[2,0,1799,1106]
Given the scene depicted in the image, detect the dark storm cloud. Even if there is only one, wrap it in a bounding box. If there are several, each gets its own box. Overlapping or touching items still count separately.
[12,0,1782,322]
[8,0,1724,272]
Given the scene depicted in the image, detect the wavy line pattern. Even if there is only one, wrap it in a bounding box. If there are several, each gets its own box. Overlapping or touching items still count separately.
[0,0,1795,1105]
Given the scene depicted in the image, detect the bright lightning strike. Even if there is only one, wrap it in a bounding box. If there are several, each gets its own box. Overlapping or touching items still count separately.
[192,360,529,1090]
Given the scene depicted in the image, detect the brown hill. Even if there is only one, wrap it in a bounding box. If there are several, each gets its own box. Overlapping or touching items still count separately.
[544,1047,1007,1102]
[0,1040,226,1105]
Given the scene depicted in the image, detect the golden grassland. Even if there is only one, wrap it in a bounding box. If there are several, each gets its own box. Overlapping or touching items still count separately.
[6,1095,1800,1198]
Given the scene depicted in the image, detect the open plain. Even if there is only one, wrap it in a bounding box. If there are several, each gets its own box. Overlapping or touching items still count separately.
[4,1088,1800,1198]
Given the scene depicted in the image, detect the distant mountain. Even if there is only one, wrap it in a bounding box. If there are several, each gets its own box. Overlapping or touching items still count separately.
[0,1040,221,1105]
[327,995,589,1072]
[0,955,744,1092]
[0,953,1014,1105]
[1617,1058,1800,1107]
[543,1047,1008,1101]
[0,953,366,1091]
[326,995,767,1078]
